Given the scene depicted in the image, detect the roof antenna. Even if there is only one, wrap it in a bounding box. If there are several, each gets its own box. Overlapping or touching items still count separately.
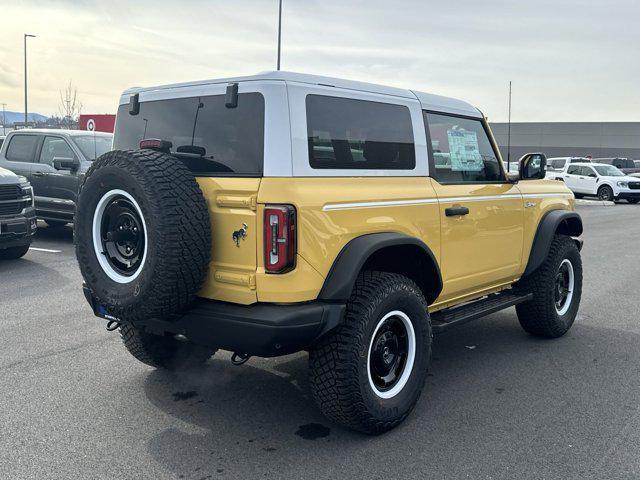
[277,0,283,70]
[507,80,512,172]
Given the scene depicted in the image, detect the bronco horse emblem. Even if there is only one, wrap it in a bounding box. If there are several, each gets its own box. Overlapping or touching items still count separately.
[232,223,248,247]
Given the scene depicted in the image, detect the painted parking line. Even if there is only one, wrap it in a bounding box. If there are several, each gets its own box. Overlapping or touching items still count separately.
[29,247,62,253]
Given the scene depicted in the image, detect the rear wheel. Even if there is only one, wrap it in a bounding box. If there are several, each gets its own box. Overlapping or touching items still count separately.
[309,271,431,435]
[597,185,614,202]
[0,243,30,260]
[516,235,582,338]
[120,325,215,370]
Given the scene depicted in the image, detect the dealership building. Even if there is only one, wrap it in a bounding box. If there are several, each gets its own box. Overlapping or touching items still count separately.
[490,122,640,161]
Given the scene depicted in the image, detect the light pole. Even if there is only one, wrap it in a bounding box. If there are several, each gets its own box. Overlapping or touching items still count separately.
[277,0,282,70]
[24,33,36,127]
[1,103,6,135]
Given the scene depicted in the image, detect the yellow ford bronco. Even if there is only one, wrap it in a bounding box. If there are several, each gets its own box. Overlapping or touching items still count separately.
[76,71,583,434]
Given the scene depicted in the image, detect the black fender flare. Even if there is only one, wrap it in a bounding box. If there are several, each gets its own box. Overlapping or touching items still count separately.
[318,232,442,303]
[523,210,583,277]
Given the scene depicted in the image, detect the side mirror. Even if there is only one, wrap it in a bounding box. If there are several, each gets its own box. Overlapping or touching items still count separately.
[53,156,80,172]
[519,152,547,180]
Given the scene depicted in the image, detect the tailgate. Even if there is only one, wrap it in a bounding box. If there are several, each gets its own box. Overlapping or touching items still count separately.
[196,177,261,304]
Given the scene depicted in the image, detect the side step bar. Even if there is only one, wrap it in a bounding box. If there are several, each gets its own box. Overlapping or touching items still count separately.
[430,291,533,335]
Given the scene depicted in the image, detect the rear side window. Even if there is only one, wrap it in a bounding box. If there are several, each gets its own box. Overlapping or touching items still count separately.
[114,93,265,176]
[549,159,566,169]
[5,135,38,162]
[425,112,503,183]
[567,165,581,175]
[306,95,415,170]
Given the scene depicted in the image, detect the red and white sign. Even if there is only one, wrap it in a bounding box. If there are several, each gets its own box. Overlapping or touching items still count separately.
[79,114,115,133]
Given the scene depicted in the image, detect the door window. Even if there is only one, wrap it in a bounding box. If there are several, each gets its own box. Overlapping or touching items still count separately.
[5,135,38,162]
[424,112,504,183]
[567,165,581,175]
[581,166,597,177]
[40,137,75,166]
[306,95,415,170]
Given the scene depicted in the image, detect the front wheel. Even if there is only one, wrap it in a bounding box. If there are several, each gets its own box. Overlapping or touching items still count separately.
[516,235,582,338]
[120,325,216,370]
[309,271,431,435]
[597,185,614,202]
[0,243,30,260]
[627,198,640,204]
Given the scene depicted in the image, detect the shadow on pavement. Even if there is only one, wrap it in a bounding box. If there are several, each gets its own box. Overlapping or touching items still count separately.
[133,311,640,479]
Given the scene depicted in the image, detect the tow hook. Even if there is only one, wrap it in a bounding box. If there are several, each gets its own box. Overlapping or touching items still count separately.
[106,320,121,331]
[231,352,251,366]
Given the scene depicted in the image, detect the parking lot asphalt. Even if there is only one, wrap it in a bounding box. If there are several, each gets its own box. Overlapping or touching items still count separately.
[1,205,640,480]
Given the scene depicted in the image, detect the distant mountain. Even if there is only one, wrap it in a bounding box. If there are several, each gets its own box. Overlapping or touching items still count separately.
[0,111,49,125]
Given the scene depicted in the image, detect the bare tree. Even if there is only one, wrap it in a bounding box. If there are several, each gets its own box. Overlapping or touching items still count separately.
[58,81,83,129]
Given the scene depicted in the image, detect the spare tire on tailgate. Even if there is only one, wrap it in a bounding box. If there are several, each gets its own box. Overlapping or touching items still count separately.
[75,149,211,322]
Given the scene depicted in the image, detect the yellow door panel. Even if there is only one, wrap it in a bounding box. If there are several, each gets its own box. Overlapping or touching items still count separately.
[196,177,261,305]
[432,181,524,303]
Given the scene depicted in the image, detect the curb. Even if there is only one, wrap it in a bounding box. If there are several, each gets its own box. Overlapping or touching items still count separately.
[575,199,615,207]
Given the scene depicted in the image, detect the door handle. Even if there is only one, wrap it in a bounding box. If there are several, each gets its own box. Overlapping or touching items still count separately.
[445,206,470,217]
[32,171,45,177]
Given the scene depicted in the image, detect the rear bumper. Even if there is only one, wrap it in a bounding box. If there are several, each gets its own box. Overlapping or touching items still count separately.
[83,286,345,357]
[0,207,37,248]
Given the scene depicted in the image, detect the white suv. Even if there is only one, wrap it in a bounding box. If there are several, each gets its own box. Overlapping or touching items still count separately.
[546,157,591,173]
[548,162,640,203]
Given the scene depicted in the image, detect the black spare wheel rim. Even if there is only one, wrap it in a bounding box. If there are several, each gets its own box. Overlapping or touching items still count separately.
[76,149,211,322]
[92,188,148,284]
[368,310,415,398]
[100,195,145,277]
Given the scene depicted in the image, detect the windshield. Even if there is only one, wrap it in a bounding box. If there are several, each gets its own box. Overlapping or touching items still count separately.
[594,165,625,177]
[72,135,113,160]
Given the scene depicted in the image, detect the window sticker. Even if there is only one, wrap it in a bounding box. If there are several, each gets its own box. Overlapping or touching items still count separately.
[447,129,483,172]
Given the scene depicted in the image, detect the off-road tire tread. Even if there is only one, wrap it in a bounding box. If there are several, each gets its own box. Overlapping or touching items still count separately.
[309,271,430,435]
[75,149,211,321]
[516,235,582,337]
[120,325,215,370]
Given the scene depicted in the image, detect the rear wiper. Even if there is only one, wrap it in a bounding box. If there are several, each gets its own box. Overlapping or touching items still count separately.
[176,145,207,157]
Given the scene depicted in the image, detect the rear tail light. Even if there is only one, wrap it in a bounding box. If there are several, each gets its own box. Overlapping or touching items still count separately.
[139,138,172,153]
[264,205,296,273]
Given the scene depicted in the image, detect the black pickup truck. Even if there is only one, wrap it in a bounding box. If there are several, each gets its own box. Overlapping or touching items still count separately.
[0,166,37,259]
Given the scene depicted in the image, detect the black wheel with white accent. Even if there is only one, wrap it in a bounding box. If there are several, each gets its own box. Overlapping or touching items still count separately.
[516,235,582,338]
[74,149,211,322]
[309,271,431,435]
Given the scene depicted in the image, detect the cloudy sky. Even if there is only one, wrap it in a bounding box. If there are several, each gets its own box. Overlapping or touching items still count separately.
[1,0,638,121]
